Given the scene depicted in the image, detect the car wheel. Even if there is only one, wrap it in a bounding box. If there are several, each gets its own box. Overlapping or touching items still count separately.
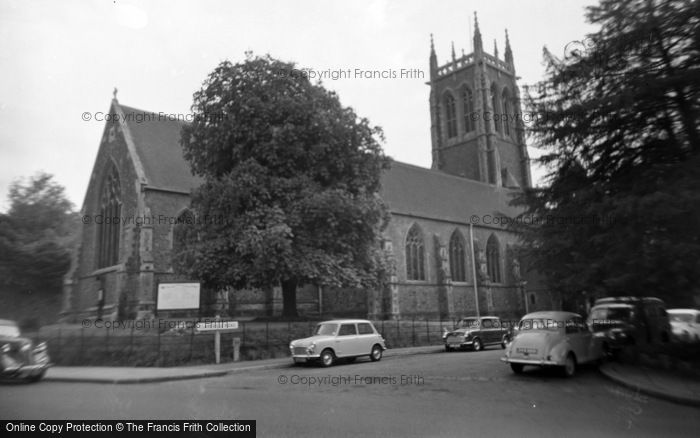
[562,353,576,378]
[370,344,383,362]
[320,349,335,367]
[510,363,524,374]
[472,338,483,352]
[445,345,452,352]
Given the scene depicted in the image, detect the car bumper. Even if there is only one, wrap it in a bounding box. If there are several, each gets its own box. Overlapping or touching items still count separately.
[1,363,51,378]
[444,339,474,348]
[291,353,322,362]
[500,357,560,366]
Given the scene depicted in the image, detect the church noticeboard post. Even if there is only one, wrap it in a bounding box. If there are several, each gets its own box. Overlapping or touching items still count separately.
[156,282,201,311]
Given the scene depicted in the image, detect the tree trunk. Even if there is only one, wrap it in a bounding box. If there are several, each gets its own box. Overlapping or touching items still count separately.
[281,278,298,318]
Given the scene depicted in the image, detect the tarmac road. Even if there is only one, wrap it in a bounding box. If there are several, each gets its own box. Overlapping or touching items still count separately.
[2,348,698,437]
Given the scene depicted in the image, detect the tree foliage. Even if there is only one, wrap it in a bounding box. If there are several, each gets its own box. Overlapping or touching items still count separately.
[179,54,391,316]
[0,172,77,293]
[513,0,700,306]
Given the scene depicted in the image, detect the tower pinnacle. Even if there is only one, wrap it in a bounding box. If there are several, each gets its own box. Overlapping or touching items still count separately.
[504,29,514,68]
[473,12,483,55]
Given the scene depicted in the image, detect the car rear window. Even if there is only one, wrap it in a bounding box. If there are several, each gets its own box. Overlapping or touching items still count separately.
[670,313,693,323]
[358,323,374,334]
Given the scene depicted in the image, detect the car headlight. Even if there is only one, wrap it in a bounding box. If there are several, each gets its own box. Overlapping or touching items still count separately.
[307,343,316,354]
[289,343,294,350]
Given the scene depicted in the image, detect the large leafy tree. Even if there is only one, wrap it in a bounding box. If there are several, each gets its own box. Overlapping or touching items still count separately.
[0,172,77,292]
[179,54,391,317]
[513,0,700,307]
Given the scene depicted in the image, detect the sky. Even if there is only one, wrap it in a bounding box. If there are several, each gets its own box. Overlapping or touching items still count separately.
[0,0,598,212]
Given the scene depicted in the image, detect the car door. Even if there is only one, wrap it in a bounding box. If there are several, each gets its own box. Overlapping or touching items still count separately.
[336,323,360,356]
[480,318,494,344]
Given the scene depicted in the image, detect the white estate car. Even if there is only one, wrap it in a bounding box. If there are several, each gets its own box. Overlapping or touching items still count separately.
[501,311,603,377]
[668,309,700,343]
[290,319,387,367]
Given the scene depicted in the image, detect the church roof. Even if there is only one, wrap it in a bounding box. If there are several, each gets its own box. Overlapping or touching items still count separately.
[380,161,521,223]
[115,101,520,221]
[120,104,203,193]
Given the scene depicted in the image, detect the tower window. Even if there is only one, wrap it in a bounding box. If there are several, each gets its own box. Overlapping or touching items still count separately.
[444,93,457,138]
[502,89,512,137]
[490,84,501,134]
[97,163,121,268]
[486,234,502,283]
[406,224,426,281]
[449,230,466,282]
[463,87,475,133]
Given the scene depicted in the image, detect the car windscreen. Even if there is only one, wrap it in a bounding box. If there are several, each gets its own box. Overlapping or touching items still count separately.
[591,307,633,322]
[458,318,479,329]
[669,313,694,323]
[0,324,20,337]
[315,323,338,336]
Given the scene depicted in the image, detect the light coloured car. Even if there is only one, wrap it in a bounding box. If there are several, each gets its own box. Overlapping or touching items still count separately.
[501,311,603,377]
[443,316,512,351]
[289,319,386,367]
[0,319,51,382]
[668,309,700,343]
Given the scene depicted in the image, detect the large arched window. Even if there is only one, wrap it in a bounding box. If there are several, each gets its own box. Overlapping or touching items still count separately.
[172,209,197,271]
[486,234,502,283]
[462,87,475,133]
[502,88,512,137]
[444,93,457,139]
[97,163,121,268]
[490,83,501,134]
[449,230,466,282]
[405,224,426,281]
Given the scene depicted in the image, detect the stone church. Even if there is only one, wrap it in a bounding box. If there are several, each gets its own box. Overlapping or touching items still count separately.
[61,19,556,322]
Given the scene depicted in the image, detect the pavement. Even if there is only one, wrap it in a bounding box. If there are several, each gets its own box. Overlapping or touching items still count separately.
[44,344,443,384]
[44,344,700,408]
[599,361,700,407]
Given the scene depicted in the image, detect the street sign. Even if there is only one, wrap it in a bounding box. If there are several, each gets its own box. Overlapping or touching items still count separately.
[194,320,241,364]
[195,320,239,332]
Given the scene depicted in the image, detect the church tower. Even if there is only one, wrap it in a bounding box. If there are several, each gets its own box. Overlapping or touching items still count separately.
[429,14,531,188]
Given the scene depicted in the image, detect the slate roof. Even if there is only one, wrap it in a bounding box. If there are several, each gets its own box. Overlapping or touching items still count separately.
[120,104,203,193]
[380,161,521,223]
[115,101,519,220]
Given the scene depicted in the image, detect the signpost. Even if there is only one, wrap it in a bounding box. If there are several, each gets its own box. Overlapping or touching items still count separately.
[195,319,240,364]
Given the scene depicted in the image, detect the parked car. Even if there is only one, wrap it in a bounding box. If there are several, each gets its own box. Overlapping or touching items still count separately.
[289,319,386,367]
[443,316,511,352]
[501,311,603,377]
[587,297,671,355]
[0,319,51,382]
[668,309,700,343]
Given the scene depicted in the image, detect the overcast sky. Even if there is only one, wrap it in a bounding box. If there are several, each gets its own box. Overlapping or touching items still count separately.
[0,0,597,212]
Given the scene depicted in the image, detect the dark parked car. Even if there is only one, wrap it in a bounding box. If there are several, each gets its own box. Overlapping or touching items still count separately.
[0,319,51,382]
[443,316,511,351]
[587,297,671,356]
